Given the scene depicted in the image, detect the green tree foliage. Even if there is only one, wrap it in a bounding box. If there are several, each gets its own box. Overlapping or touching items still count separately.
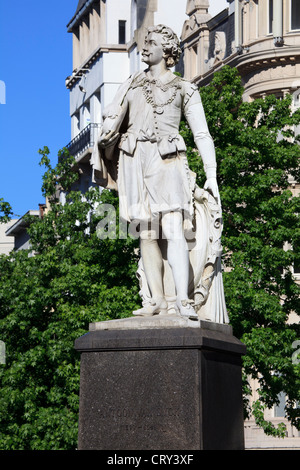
[181,66,300,436]
[0,148,140,449]
[0,198,13,223]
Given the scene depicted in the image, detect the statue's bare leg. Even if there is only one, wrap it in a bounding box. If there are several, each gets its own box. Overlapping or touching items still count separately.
[132,228,168,316]
[161,211,198,319]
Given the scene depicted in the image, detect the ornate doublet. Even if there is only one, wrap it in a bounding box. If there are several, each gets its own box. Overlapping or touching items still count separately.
[114,71,202,222]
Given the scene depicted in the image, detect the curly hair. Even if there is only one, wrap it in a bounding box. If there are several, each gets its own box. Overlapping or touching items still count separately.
[146,24,182,67]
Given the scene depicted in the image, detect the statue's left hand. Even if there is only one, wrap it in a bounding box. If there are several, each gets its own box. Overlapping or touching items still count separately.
[97,115,120,148]
[98,129,120,148]
[204,177,221,205]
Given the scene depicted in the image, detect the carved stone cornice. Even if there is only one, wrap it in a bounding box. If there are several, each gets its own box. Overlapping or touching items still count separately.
[235,46,300,76]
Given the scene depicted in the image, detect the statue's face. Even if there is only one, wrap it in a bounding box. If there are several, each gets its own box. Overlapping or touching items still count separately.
[142,32,164,66]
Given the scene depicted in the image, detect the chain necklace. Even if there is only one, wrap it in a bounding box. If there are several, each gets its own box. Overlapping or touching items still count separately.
[141,77,181,114]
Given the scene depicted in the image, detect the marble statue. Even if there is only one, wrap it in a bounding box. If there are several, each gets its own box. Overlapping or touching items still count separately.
[91,24,228,324]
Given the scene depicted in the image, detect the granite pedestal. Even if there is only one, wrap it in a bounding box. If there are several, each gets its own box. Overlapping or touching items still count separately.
[74,315,246,450]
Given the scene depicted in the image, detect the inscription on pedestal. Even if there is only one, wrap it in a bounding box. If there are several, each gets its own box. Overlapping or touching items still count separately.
[78,349,201,450]
[98,405,195,436]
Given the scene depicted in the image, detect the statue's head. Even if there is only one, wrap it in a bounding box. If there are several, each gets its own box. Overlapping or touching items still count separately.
[144,24,181,68]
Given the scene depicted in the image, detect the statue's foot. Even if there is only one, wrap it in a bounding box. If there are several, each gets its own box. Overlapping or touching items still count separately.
[132,298,168,317]
[176,299,198,320]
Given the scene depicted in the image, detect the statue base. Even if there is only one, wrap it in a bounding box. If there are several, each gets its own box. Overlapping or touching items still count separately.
[74,315,246,450]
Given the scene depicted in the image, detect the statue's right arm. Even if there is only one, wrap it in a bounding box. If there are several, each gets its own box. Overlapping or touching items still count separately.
[97,74,135,147]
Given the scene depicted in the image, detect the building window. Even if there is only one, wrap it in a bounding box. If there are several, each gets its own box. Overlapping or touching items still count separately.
[269,0,274,34]
[72,112,80,138]
[291,0,300,30]
[274,392,286,417]
[94,90,101,124]
[83,101,91,128]
[119,20,126,44]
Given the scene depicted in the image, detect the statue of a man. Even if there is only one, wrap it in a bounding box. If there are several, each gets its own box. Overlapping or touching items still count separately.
[92,25,228,323]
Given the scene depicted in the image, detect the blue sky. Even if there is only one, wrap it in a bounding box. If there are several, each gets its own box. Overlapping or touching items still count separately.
[0,0,227,218]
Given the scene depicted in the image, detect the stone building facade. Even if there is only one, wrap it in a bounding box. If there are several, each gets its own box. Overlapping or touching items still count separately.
[182,0,300,100]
